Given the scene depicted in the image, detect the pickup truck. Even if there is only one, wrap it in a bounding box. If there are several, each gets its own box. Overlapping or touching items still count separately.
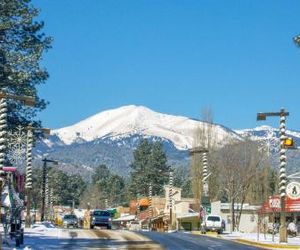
[202,215,223,234]
[90,210,112,229]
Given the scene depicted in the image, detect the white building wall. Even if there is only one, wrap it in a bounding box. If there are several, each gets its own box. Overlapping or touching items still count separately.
[211,201,259,233]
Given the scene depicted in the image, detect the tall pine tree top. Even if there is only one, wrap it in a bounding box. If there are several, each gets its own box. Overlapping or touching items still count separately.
[129,139,171,197]
[0,0,52,127]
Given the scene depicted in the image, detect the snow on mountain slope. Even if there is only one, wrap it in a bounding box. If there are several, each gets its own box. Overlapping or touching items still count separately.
[52,105,240,150]
[235,125,300,140]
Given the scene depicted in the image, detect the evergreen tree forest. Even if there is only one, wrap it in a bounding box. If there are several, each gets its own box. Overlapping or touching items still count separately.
[0,0,52,128]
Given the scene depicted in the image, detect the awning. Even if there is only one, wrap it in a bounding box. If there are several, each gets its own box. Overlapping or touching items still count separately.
[177,212,199,219]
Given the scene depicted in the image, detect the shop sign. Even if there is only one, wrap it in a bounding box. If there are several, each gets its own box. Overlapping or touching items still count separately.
[287,182,300,200]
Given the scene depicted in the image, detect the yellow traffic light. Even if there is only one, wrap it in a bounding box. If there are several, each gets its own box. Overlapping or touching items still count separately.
[283,138,294,148]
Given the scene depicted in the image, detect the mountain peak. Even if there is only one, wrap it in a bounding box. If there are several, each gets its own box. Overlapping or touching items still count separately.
[52,105,239,149]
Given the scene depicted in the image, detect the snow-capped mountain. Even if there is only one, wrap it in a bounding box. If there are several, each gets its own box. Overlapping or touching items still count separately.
[235,125,300,152]
[49,105,240,150]
[34,106,300,177]
[235,126,300,174]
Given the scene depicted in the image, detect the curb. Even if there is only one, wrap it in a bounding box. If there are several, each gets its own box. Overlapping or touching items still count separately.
[234,239,300,250]
[191,231,300,250]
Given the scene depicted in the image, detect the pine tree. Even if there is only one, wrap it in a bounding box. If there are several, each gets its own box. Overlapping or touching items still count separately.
[90,164,126,207]
[129,139,170,197]
[0,0,52,127]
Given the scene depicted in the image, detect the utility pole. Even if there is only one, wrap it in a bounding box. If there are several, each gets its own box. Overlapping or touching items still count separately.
[25,126,49,227]
[169,170,173,231]
[257,108,295,243]
[41,158,58,222]
[279,110,288,243]
[148,183,152,230]
[189,147,211,215]
[0,92,35,247]
[41,159,46,222]
[25,129,33,227]
[50,188,54,221]
[45,170,49,220]
[202,151,209,197]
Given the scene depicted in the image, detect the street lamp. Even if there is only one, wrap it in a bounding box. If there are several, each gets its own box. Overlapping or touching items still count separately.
[25,126,50,227]
[41,158,58,222]
[257,108,291,243]
[293,35,300,47]
[0,92,35,247]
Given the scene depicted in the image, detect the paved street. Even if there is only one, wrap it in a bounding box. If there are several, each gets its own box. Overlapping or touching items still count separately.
[21,228,162,250]
[18,228,267,250]
[138,231,266,250]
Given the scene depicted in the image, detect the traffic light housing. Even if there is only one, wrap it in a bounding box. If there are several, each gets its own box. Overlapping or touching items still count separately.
[283,137,295,149]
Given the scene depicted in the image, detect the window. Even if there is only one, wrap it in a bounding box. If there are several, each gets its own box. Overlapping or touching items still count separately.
[64,215,77,220]
[207,216,221,222]
[93,210,110,216]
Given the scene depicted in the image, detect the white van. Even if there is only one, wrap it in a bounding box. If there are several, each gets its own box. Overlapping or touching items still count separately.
[203,215,223,234]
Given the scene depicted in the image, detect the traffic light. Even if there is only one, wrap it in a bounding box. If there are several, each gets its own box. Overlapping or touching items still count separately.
[283,137,295,149]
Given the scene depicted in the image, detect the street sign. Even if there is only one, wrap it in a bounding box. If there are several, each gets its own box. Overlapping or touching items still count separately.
[205,206,211,214]
[287,182,300,200]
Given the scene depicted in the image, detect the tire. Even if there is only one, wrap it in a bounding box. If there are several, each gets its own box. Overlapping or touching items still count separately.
[107,225,111,230]
[90,225,94,229]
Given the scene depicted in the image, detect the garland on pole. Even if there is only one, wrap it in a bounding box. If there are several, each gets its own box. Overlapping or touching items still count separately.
[25,129,33,189]
[0,98,7,177]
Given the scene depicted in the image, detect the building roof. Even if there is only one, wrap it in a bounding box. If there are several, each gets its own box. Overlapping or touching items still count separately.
[216,202,261,211]
[176,212,199,219]
[113,215,136,222]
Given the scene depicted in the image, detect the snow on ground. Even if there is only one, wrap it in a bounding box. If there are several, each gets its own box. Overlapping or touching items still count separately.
[2,227,99,250]
[221,231,300,246]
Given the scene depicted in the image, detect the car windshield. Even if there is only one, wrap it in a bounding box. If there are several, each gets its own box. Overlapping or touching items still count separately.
[93,210,110,216]
[207,216,221,222]
[64,215,77,220]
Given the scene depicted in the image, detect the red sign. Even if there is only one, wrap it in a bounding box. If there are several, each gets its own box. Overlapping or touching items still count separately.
[260,195,300,213]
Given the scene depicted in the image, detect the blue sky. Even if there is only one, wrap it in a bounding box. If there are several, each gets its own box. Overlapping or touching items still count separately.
[33,0,300,130]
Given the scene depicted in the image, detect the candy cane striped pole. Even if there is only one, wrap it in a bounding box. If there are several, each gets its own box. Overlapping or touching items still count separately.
[0,98,7,177]
[279,109,288,243]
[25,128,33,227]
[202,152,209,196]
[169,171,173,230]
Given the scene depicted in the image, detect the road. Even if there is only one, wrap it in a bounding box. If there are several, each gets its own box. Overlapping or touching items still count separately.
[138,231,266,250]
[22,228,266,250]
[23,228,162,250]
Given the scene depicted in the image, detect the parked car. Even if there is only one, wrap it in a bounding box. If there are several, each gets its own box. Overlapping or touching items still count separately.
[90,210,112,229]
[127,220,141,231]
[202,215,223,234]
[62,214,78,228]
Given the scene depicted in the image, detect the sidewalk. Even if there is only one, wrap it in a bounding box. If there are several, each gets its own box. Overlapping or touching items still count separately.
[1,224,60,250]
[192,231,300,250]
